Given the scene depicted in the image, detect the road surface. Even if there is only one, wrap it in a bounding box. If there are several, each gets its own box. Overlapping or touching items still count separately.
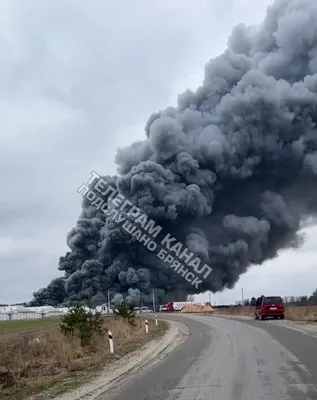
[102,314,317,400]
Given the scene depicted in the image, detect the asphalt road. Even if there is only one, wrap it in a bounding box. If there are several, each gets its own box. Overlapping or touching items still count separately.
[103,314,317,400]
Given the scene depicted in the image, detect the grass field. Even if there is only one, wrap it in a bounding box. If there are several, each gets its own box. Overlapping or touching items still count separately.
[0,315,168,400]
[0,317,60,335]
[214,305,317,322]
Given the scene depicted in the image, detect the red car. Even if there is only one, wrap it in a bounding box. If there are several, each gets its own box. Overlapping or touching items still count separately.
[254,296,285,320]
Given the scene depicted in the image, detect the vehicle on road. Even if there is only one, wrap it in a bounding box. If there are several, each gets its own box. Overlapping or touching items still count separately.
[133,307,141,314]
[140,306,153,313]
[159,304,168,312]
[254,295,284,320]
[166,301,212,312]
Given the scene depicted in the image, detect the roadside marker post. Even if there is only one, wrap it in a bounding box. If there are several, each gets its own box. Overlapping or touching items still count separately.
[108,330,114,353]
[155,315,158,326]
[145,319,149,333]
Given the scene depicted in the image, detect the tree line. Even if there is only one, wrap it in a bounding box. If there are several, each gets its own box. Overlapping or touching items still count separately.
[0,302,28,307]
[234,288,317,307]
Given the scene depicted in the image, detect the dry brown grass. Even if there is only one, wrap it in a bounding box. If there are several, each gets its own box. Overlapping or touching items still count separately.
[0,316,167,400]
[214,305,317,322]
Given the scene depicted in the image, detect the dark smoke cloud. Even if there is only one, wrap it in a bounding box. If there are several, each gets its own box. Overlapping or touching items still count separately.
[32,0,317,307]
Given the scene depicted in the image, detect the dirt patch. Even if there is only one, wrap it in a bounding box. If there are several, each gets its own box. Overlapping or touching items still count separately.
[181,305,214,313]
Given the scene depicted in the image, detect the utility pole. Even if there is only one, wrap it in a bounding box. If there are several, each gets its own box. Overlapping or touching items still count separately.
[241,288,244,307]
[208,292,211,305]
[152,289,156,312]
[107,289,110,314]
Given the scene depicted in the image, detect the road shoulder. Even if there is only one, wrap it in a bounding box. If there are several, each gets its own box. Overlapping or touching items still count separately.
[52,319,189,400]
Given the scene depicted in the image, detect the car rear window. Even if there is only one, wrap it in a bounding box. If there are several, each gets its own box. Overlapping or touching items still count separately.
[263,297,282,305]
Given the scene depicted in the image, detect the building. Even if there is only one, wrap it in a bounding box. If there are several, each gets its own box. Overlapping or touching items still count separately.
[96,303,113,314]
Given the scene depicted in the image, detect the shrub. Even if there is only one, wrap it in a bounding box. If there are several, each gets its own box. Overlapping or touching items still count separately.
[59,303,105,346]
[115,299,136,325]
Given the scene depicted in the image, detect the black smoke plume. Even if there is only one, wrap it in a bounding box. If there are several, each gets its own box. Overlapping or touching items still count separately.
[32,0,317,307]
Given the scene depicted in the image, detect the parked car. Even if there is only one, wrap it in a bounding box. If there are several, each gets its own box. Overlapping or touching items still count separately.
[254,296,284,320]
[159,304,168,312]
[140,306,153,313]
[133,307,141,314]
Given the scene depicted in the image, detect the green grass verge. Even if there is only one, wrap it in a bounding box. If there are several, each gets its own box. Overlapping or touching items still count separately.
[0,318,61,335]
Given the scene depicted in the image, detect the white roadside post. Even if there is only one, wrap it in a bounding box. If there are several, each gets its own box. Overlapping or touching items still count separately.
[145,319,149,333]
[155,315,158,326]
[108,330,114,353]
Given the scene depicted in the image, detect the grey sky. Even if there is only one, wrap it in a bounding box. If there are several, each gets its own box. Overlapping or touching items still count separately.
[2,0,315,305]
